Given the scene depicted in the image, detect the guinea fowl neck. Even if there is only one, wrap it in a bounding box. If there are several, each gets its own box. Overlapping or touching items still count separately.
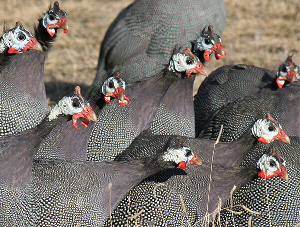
[137,154,177,178]
[36,114,70,138]
[35,18,56,51]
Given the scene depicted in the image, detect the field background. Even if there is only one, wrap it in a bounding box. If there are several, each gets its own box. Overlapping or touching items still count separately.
[1,0,300,104]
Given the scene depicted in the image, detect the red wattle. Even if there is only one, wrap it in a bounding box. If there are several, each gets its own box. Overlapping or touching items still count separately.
[178,161,188,169]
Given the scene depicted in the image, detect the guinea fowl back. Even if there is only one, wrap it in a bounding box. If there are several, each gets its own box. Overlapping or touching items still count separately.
[90,0,226,93]
[194,64,278,136]
[199,81,300,142]
[215,137,300,226]
[104,130,282,226]
[1,128,200,226]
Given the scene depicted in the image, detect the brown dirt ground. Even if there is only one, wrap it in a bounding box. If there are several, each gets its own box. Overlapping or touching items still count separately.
[1,0,300,102]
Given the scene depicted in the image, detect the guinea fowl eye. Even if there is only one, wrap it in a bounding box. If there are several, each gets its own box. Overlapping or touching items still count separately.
[48,14,56,21]
[186,58,194,65]
[185,149,192,157]
[269,160,276,167]
[108,80,114,88]
[17,33,26,41]
[72,98,80,108]
[281,65,287,72]
[204,37,211,45]
[268,124,276,131]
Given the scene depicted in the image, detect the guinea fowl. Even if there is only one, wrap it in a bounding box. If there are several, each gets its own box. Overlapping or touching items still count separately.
[35,72,131,161]
[103,123,290,226]
[0,86,96,186]
[0,1,68,137]
[87,47,206,161]
[199,81,300,142]
[215,137,300,226]
[276,54,299,88]
[101,72,130,106]
[194,55,299,137]
[89,0,226,95]
[0,134,200,226]
[0,22,41,55]
[35,47,205,162]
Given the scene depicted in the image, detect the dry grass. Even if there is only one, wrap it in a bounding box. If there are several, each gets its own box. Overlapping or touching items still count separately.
[1,0,300,101]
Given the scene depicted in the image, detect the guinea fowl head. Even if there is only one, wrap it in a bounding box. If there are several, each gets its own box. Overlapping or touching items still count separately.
[158,139,202,169]
[42,1,68,37]
[257,149,289,181]
[168,47,206,79]
[48,86,97,129]
[276,55,299,88]
[0,21,42,54]
[101,72,129,106]
[193,25,226,62]
[251,113,290,144]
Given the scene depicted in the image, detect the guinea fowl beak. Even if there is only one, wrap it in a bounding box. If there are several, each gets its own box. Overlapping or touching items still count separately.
[177,153,202,169]
[56,17,69,34]
[190,153,202,165]
[286,70,298,82]
[275,166,289,181]
[72,105,97,129]
[82,105,97,122]
[274,129,291,144]
[212,42,226,60]
[203,42,226,61]
[186,63,207,79]
[112,87,130,106]
[258,166,289,181]
[26,37,43,51]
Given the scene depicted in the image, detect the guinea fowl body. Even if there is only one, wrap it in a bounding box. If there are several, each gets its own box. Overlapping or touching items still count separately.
[0,2,68,137]
[199,81,300,142]
[0,130,199,226]
[104,129,285,226]
[90,0,226,95]
[0,50,48,136]
[0,87,96,186]
[87,69,196,162]
[36,49,203,162]
[215,137,300,226]
[194,64,278,136]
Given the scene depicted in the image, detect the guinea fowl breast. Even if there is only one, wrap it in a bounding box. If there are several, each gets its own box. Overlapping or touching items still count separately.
[0,2,68,137]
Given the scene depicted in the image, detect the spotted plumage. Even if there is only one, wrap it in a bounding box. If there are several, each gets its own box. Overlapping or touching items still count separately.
[87,49,205,162]
[0,2,68,137]
[199,81,300,142]
[194,64,279,136]
[89,0,226,97]
[104,127,287,226]
[0,128,199,226]
[214,137,300,225]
